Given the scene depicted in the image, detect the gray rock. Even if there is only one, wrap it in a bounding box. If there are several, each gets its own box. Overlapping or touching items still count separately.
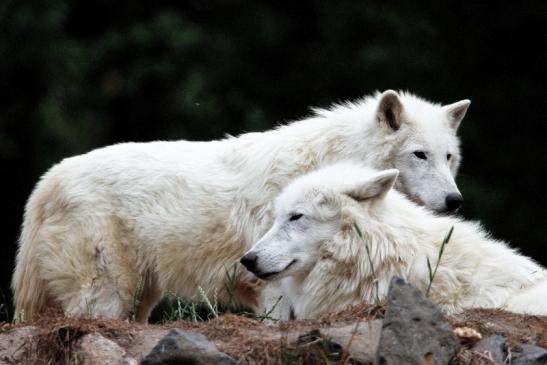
[375,277,460,365]
[472,335,507,364]
[140,328,235,365]
[512,344,547,365]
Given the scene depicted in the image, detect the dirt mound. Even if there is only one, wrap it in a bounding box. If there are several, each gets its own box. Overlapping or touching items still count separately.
[1,305,545,364]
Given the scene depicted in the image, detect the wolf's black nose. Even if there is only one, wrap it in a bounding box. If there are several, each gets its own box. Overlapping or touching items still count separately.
[445,193,463,211]
[240,252,258,272]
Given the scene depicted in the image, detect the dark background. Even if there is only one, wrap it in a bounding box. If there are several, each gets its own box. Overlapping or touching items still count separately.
[1,1,546,316]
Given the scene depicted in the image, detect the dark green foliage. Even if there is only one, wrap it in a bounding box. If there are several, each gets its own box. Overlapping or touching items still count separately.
[0,288,12,323]
[1,1,546,307]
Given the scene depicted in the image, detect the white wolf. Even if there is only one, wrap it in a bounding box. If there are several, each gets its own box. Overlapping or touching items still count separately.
[241,163,547,319]
[13,90,470,322]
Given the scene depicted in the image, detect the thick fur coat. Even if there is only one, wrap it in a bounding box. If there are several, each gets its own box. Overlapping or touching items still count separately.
[243,163,547,319]
[12,90,470,321]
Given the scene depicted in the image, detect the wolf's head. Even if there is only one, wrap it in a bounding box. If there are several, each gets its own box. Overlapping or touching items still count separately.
[374,90,470,213]
[241,163,400,281]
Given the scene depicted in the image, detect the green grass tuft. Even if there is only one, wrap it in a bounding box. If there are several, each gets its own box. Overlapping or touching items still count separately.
[130,277,145,322]
[197,286,219,319]
[223,263,238,309]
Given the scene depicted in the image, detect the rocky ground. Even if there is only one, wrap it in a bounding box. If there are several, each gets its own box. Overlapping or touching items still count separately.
[1,279,546,365]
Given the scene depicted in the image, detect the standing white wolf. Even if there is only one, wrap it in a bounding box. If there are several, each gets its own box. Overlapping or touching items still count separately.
[13,90,470,322]
[241,163,547,319]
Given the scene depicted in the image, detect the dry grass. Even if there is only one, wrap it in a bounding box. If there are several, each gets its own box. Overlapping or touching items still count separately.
[1,305,545,365]
[448,308,547,348]
[448,308,547,365]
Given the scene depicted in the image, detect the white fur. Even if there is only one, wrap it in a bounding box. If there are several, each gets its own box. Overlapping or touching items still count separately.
[245,163,547,319]
[12,90,469,321]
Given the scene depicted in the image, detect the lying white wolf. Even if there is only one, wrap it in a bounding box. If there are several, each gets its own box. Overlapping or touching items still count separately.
[242,163,547,319]
[13,90,470,322]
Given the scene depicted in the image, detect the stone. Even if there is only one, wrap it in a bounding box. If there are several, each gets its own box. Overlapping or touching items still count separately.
[322,320,382,364]
[141,328,235,365]
[471,335,507,364]
[453,326,482,342]
[375,277,460,365]
[512,344,547,365]
[77,333,137,365]
[291,321,382,365]
[126,328,169,361]
[0,326,40,365]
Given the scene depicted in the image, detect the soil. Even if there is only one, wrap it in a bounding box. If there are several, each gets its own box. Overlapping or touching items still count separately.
[1,305,545,364]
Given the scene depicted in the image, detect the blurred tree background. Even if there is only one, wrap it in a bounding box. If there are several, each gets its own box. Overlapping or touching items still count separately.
[1,1,545,308]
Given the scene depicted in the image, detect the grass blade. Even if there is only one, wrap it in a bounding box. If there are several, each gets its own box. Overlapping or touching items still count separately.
[426,226,454,297]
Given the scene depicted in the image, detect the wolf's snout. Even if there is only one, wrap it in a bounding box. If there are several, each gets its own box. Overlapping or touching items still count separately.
[445,193,463,211]
[240,252,258,272]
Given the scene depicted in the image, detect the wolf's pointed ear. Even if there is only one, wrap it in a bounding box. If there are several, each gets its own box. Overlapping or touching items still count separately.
[443,99,470,130]
[377,90,404,131]
[345,169,399,202]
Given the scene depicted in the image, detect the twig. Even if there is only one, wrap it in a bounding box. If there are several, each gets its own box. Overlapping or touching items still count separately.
[341,318,362,365]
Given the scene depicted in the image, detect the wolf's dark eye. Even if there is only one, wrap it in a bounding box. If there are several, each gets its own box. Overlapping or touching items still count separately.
[413,151,427,160]
[447,153,452,161]
[289,213,303,222]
